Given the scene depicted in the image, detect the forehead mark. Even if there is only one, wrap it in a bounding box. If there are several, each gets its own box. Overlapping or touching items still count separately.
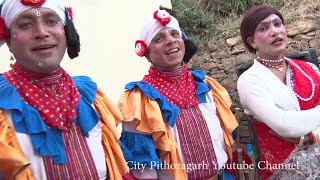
[17,8,61,21]
[12,8,64,30]
[28,8,44,16]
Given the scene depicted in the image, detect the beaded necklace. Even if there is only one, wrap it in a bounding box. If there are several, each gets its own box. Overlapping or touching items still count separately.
[258,56,284,63]
[259,58,285,72]
[285,57,316,101]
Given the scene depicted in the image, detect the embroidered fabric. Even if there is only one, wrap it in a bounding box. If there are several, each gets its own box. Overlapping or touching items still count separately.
[43,122,100,180]
[176,106,218,179]
[270,141,320,180]
[250,59,320,180]
[252,122,295,180]
[143,67,219,179]
[286,59,320,110]
[252,119,320,180]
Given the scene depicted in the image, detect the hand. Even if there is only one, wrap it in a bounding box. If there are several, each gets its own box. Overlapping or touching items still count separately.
[269,130,314,145]
[269,130,300,144]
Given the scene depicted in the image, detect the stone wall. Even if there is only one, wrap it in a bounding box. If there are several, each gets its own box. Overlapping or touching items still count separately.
[192,2,320,115]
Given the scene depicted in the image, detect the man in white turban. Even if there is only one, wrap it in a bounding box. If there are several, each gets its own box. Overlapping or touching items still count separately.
[118,9,238,180]
[0,0,130,179]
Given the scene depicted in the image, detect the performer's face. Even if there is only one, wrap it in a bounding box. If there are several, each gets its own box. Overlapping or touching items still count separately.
[247,14,287,60]
[146,27,185,70]
[6,8,66,74]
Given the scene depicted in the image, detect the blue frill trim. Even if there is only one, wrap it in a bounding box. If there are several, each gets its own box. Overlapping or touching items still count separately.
[121,71,211,166]
[191,70,211,103]
[125,81,179,127]
[72,76,100,138]
[224,169,235,180]
[124,71,210,126]
[0,75,99,164]
[120,131,161,168]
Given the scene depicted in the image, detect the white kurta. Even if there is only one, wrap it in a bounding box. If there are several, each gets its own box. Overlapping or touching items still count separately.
[3,109,107,180]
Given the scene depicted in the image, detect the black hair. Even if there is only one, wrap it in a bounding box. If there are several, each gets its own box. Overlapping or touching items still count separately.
[64,8,80,59]
[183,39,197,64]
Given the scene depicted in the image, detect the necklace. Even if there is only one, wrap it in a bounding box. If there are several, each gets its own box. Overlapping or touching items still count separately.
[259,59,285,72]
[285,57,315,101]
[258,56,284,63]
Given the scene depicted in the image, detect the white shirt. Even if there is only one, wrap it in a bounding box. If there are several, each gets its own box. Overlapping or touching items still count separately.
[237,60,320,137]
[123,91,228,179]
[3,109,107,180]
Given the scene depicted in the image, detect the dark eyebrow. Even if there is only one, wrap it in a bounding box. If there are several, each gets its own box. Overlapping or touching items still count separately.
[171,29,179,33]
[154,32,164,39]
[42,11,62,20]
[15,13,34,20]
[259,18,282,25]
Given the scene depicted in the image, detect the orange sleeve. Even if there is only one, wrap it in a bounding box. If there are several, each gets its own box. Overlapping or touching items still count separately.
[0,109,35,180]
[93,87,128,180]
[118,88,187,179]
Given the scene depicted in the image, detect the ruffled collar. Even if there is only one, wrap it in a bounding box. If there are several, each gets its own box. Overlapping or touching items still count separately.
[125,69,210,126]
[143,67,201,108]
[0,75,99,164]
[4,64,81,130]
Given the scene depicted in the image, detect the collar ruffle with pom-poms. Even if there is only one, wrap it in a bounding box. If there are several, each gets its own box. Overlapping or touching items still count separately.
[135,40,147,57]
[153,10,171,26]
[20,0,46,7]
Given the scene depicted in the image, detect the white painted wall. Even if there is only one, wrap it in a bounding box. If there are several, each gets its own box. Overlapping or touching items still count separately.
[0,0,171,102]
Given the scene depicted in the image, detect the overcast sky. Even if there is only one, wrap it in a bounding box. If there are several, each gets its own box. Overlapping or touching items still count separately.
[0,0,172,102]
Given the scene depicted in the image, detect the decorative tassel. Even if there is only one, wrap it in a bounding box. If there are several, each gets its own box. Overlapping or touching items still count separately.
[64,7,80,59]
[65,19,80,59]
[183,39,197,64]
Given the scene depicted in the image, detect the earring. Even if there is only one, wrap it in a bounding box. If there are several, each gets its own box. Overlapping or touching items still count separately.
[10,55,16,67]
